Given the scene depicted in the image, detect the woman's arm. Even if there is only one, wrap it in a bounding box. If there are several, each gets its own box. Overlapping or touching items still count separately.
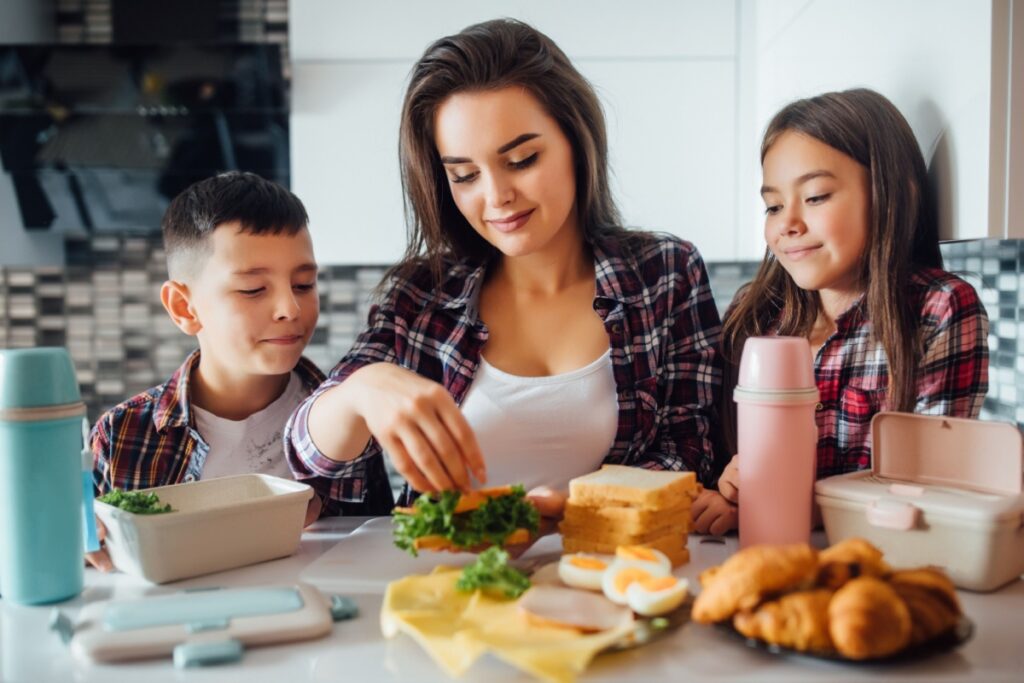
[637,242,724,485]
[285,299,485,503]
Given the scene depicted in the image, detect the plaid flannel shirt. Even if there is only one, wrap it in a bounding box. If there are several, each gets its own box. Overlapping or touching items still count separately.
[90,350,393,516]
[801,267,989,478]
[285,232,724,508]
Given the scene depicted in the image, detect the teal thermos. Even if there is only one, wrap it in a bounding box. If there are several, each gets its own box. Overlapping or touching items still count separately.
[0,347,87,605]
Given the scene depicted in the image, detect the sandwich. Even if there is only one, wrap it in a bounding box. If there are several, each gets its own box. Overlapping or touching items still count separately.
[559,465,699,567]
[392,484,540,556]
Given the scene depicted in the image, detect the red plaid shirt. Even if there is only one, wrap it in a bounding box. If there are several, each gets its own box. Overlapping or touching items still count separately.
[91,350,394,516]
[801,268,988,478]
[286,233,724,507]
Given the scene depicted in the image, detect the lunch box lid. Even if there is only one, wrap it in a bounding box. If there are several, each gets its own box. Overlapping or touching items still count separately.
[815,412,1024,525]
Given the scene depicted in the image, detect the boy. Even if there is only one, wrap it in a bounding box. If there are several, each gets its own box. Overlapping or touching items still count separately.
[88,172,393,570]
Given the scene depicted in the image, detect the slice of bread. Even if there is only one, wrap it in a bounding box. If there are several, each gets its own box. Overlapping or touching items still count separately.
[558,519,691,546]
[562,500,692,534]
[568,465,698,510]
[562,533,691,568]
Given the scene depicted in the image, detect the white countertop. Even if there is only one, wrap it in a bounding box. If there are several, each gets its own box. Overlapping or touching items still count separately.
[2,518,1022,683]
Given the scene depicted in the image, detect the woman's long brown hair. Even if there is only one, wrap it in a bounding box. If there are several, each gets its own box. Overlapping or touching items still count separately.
[393,18,635,289]
[720,89,942,455]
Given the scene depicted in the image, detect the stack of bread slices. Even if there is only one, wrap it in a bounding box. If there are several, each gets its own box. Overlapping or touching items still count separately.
[559,464,699,567]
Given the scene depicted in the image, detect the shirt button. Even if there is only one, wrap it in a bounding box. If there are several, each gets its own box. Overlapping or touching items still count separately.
[611,323,623,334]
[184,474,197,483]
[815,402,824,411]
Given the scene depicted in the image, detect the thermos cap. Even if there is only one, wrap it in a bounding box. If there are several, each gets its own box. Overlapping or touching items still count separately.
[0,347,83,411]
[737,336,817,391]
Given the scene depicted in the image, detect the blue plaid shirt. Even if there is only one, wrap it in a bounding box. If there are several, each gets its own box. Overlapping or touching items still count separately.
[286,232,724,508]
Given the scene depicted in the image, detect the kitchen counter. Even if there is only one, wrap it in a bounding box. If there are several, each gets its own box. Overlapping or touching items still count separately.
[2,518,1022,683]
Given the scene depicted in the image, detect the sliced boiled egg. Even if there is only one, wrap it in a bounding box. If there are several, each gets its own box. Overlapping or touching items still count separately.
[613,545,673,575]
[625,575,689,616]
[602,565,657,605]
[558,553,610,591]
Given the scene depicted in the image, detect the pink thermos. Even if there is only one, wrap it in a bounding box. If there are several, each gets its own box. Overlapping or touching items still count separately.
[734,336,819,547]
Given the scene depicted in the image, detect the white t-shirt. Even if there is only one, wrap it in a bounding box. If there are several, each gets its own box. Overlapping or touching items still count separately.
[458,351,618,492]
[192,372,306,480]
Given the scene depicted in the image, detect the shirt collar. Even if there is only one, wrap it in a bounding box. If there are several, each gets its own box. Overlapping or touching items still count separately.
[152,350,326,433]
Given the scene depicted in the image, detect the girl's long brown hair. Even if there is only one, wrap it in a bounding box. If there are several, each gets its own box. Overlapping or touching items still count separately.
[721,89,942,455]
[393,18,634,288]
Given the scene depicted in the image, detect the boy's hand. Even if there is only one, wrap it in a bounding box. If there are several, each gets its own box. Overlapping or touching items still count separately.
[349,364,486,494]
[84,517,114,572]
[691,489,738,536]
[718,455,740,503]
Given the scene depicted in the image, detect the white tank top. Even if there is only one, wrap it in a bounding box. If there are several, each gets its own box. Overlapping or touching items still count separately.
[459,351,618,492]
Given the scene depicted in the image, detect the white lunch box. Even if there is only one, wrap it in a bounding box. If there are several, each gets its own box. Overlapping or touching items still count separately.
[95,474,313,584]
[815,412,1024,592]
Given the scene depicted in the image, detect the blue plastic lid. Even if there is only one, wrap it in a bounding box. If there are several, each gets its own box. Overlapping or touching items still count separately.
[0,347,82,410]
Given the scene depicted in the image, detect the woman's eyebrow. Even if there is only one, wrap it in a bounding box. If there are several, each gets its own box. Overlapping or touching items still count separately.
[760,169,836,195]
[440,132,542,164]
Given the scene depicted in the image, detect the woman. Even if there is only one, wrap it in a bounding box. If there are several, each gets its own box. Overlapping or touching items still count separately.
[285,19,724,520]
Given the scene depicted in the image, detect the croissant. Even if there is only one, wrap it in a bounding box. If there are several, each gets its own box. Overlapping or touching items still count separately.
[828,577,912,659]
[733,589,835,653]
[816,537,890,590]
[692,543,818,623]
[889,569,961,645]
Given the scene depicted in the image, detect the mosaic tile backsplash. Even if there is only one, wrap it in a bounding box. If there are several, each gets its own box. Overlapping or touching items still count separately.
[0,236,1019,429]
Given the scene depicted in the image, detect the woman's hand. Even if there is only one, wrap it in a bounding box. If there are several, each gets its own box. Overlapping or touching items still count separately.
[349,363,486,493]
[84,517,113,572]
[718,455,739,503]
[501,486,567,558]
[691,489,738,535]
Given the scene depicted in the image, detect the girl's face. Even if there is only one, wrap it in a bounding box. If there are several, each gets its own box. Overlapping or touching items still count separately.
[761,131,871,301]
[434,86,578,259]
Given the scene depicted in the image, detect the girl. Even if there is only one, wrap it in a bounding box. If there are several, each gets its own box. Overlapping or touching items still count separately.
[285,19,724,518]
[692,88,989,535]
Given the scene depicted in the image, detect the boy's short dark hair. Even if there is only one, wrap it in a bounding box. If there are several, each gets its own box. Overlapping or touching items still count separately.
[162,171,309,279]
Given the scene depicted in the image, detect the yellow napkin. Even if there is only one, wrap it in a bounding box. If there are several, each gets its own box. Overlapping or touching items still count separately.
[381,567,635,683]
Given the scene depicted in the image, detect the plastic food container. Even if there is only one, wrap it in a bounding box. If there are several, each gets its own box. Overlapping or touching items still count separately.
[815,412,1024,592]
[95,474,314,584]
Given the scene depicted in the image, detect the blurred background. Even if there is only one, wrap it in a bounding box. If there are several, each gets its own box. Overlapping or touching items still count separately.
[0,0,1021,427]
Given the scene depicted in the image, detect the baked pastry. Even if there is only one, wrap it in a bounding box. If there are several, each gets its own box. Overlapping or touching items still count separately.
[816,537,891,590]
[733,589,835,653]
[889,569,961,645]
[828,577,912,659]
[692,543,818,623]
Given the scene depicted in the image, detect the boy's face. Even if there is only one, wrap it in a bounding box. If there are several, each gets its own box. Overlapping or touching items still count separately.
[186,223,319,378]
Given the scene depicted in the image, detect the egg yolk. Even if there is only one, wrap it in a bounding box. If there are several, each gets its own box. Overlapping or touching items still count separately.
[638,576,678,592]
[617,545,657,562]
[569,556,607,570]
[613,567,652,595]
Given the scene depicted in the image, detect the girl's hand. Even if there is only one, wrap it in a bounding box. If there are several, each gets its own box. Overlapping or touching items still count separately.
[718,455,740,503]
[501,486,567,558]
[84,517,113,572]
[349,363,486,493]
[691,489,738,536]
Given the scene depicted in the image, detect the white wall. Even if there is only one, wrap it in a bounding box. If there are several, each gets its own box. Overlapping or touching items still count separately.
[291,0,1018,265]
[291,0,741,264]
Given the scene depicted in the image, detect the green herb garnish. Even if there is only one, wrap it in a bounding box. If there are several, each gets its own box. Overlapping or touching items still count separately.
[392,485,540,556]
[455,547,531,599]
[98,489,173,514]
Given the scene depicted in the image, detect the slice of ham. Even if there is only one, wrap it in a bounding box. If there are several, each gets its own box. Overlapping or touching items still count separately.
[518,585,634,633]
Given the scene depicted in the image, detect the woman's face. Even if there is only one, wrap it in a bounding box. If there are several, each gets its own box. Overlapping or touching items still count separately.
[434,86,578,259]
[761,131,871,300]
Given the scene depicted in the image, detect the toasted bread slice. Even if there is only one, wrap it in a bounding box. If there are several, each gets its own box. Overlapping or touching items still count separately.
[411,527,532,552]
[562,500,692,535]
[559,519,691,546]
[568,465,698,510]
